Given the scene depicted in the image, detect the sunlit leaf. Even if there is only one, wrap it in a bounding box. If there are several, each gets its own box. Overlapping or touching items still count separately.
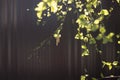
[117,0,120,4]
[68,7,72,11]
[109,7,113,12]
[50,1,58,13]
[82,49,89,56]
[92,0,98,8]
[102,61,106,68]
[102,61,113,70]
[37,12,42,19]
[89,37,96,44]
[118,41,120,44]
[84,37,89,42]
[103,32,115,43]
[86,0,90,2]
[53,34,58,38]
[99,9,109,16]
[80,75,86,80]
[68,0,73,4]
[112,61,118,66]
[75,32,84,40]
[91,25,99,31]
[100,27,106,34]
[102,37,108,44]
[117,51,120,54]
[75,34,79,39]
[116,34,120,38]
[35,2,47,20]
[81,45,87,49]
[108,65,112,70]
[108,32,115,37]
[96,34,103,40]
[94,20,100,24]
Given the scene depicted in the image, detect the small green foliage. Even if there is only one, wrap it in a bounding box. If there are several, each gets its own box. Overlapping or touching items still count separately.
[81,45,90,56]
[98,9,109,16]
[116,34,120,38]
[35,0,120,79]
[96,33,103,40]
[81,45,87,49]
[75,32,84,40]
[94,19,100,24]
[80,75,86,80]
[35,2,46,19]
[102,61,119,70]
[102,32,114,44]
[118,41,120,44]
[100,73,104,78]
[99,27,106,34]
[112,61,119,66]
[102,61,112,70]
[116,0,120,5]
[92,77,97,80]
[82,49,89,56]
[117,51,120,54]
[89,37,96,44]
[80,74,89,80]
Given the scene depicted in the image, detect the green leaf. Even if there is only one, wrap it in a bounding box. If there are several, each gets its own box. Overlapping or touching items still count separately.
[89,38,96,44]
[103,32,115,43]
[102,61,106,67]
[94,20,100,24]
[82,49,89,56]
[84,37,89,42]
[98,50,102,54]
[100,73,104,78]
[68,0,73,4]
[99,9,109,16]
[36,12,42,19]
[91,25,99,32]
[117,0,120,4]
[96,34,103,40]
[108,65,112,70]
[116,34,120,38]
[92,77,97,80]
[53,34,61,38]
[102,37,109,44]
[75,33,84,40]
[35,2,47,19]
[112,61,118,66]
[75,34,80,39]
[53,34,58,38]
[102,61,113,70]
[80,75,86,80]
[117,51,120,54]
[109,7,113,12]
[108,32,115,38]
[118,41,120,44]
[81,45,87,49]
[99,27,106,34]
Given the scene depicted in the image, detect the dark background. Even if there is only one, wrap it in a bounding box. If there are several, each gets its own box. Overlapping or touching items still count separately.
[0,0,120,80]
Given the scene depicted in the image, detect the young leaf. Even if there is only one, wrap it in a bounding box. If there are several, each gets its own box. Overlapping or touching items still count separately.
[99,9,109,16]
[118,41,120,44]
[99,27,106,34]
[112,61,118,66]
[81,45,87,49]
[80,75,86,80]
